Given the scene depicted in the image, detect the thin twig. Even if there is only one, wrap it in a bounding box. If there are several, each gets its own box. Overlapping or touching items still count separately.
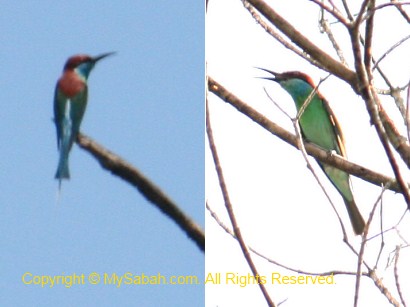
[374,188,386,268]
[406,80,410,141]
[292,119,350,239]
[349,7,410,209]
[369,270,401,306]
[263,83,349,233]
[309,0,351,26]
[364,1,410,22]
[373,34,410,71]
[354,0,374,26]
[297,75,331,120]
[206,100,275,306]
[206,202,369,276]
[394,246,408,307]
[211,192,403,306]
[245,0,358,91]
[355,183,386,306]
[262,87,291,118]
[319,9,348,66]
[242,1,319,67]
[391,0,410,22]
[284,75,351,237]
[341,0,355,21]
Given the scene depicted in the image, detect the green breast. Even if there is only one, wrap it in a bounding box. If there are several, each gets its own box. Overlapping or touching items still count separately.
[280,79,340,153]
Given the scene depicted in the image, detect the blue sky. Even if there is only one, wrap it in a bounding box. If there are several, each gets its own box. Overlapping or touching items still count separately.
[1,2,204,306]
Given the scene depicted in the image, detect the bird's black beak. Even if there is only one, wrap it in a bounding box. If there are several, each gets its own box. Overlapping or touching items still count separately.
[92,52,116,63]
[255,67,279,82]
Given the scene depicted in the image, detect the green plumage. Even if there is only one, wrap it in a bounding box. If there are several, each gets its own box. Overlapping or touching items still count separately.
[261,69,365,235]
[54,86,88,152]
[54,52,114,186]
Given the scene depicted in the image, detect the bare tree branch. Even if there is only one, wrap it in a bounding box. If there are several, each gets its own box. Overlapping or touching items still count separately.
[243,1,321,68]
[245,0,358,91]
[208,76,408,193]
[373,34,410,72]
[349,4,410,208]
[207,201,367,276]
[309,0,351,26]
[373,34,410,120]
[76,133,205,252]
[407,81,410,141]
[319,9,348,66]
[207,200,401,306]
[368,1,410,22]
[206,101,275,306]
[391,0,410,23]
[370,270,401,306]
[394,246,408,307]
[247,0,410,169]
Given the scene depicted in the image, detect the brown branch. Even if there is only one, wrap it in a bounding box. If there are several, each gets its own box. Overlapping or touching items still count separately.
[208,76,408,193]
[207,201,368,277]
[391,0,410,23]
[206,101,275,306]
[355,2,410,132]
[394,246,408,307]
[338,1,410,166]
[242,2,319,67]
[373,34,410,71]
[363,0,374,74]
[245,0,358,91]
[76,133,205,252]
[290,77,351,238]
[369,1,410,23]
[373,35,410,121]
[355,0,374,25]
[341,0,355,21]
[319,9,348,66]
[379,103,410,166]
[208,200,402,305]
[349,7,410,208]
[354,174,384,307]
[248,0,410,167]
[309,0,350,26]
[369,270,401,306]
[247,0,410,168]
[407,81,410,141]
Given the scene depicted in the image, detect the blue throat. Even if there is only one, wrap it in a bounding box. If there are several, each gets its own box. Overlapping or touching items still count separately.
[75,62,95,80]
[279,79,313,105]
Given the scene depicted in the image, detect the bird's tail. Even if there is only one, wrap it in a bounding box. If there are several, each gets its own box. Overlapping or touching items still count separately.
[55,146,70,186]
[343,198,365,235]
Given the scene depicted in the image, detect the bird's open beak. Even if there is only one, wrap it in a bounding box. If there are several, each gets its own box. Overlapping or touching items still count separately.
[255,67,279,82]
[92,52,116,63]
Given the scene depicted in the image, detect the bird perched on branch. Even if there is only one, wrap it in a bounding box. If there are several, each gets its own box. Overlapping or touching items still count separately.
[54,52,115,187]
[258,68,365,235]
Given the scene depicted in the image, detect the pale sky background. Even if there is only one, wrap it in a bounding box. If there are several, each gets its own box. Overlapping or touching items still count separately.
[1,2,204,306]
[206,1,410,306]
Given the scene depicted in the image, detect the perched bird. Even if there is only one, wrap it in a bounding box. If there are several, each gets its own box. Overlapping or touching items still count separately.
[258,68,365,235]
[54,52,115,186]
